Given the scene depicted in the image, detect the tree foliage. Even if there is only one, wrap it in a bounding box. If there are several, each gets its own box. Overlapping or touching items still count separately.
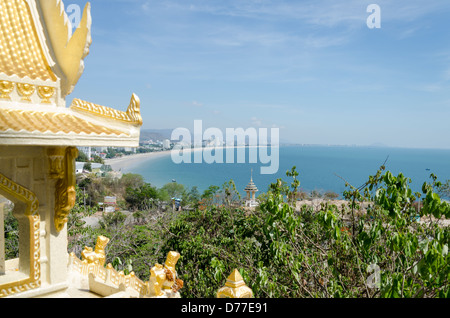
[158,166,450,298]
[63,167,450,298]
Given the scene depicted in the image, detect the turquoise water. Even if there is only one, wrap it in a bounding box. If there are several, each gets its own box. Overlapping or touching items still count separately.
[123,146,450,197]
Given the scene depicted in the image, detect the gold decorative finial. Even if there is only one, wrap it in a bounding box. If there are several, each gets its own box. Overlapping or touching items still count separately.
[216,269,253,298]
[37,0,92,97]
[127,93,143,125]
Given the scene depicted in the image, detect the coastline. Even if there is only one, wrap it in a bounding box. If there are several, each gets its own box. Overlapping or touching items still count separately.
[104,150,173,171]
[104,145,263,172]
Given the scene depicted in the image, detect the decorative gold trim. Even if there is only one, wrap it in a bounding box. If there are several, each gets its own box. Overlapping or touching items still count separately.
[52,147,78,232]
[0,173,40,298]
[70,93,143,126]
[47,147,65,179]
[0,81,14,100]
[37,86,55,104]
[16,83,36,102]
[0,108,130,136]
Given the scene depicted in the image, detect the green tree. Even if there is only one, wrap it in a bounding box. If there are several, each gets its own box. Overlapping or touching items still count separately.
[436,179,450,200]
[92,155,105,164]
[76,150,89,162]
[83,162,92,172]
[67,186,98,258]
[3,203,19,259]
[125,183,158,211]
[159,166,450,298]
[65,167,450,298]
[161,182,186,199]
[183,186,201,208]
[120,173,145,190]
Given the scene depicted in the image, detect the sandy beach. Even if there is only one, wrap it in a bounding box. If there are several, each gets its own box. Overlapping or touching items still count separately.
[104,146,254,171]
[104,150,173,171]
[104,147,203,171]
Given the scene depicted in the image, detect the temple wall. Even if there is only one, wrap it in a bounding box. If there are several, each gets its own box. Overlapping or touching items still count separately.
[0,145,68,290]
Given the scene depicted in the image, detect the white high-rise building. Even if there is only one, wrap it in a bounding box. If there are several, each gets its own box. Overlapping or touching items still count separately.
[163,139,171,149]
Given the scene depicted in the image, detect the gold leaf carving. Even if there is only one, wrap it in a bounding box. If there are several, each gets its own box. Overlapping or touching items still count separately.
[127,94,143,125]
[53,147,78,232]
[37,86,55,104]
[47,147,65,179]
[16,83,36,102]
[0,81,14,99]
[70,93,143,126]
[81,236,110,266]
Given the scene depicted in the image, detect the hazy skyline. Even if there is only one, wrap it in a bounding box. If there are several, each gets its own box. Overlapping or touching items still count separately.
[68,0,450,149]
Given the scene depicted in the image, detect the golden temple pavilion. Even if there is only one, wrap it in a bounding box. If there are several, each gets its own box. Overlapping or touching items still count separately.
[0,0,253,298]
[0,0,144,298]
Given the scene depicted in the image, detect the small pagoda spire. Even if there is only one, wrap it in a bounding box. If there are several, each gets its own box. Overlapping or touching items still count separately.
[244,169,258,207]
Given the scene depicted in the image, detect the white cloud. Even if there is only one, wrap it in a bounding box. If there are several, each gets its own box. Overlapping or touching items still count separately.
[191,101,203,107]
[251,116,263,127]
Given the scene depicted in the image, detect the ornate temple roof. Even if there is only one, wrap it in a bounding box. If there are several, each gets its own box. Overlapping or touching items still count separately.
[0,0,57,82]
[0,0,142,147]
[244,178,258,192]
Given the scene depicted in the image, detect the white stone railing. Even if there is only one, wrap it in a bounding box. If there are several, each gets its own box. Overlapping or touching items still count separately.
[68,252,148,296]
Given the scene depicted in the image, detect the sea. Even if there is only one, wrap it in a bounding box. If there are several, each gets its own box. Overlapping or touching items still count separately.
[120,145,450,198]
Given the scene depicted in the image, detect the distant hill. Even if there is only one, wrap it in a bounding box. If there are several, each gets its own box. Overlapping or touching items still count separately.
[139,129,173,142]
[139,129,301,145]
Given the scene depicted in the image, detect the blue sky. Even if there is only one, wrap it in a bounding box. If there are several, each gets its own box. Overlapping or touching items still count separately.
[68,0,450,149]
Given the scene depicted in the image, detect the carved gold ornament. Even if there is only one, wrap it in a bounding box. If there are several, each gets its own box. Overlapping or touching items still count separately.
[48,147,78,232]
[150,264,166,297]
[47,147,65,179]
[127,94,143,125]
[37,86,55,104]
[16,83,36,102]
[70,93,143,126]
[81,236,110,266]
[0,81,14,99]
[148,251,183,296]
[216,269,253,298]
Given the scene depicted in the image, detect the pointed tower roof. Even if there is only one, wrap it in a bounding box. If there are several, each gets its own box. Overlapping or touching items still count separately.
[244,169,258,192]
[0,0,142,147]
[225,269,245,288]
[216,269,254,298]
